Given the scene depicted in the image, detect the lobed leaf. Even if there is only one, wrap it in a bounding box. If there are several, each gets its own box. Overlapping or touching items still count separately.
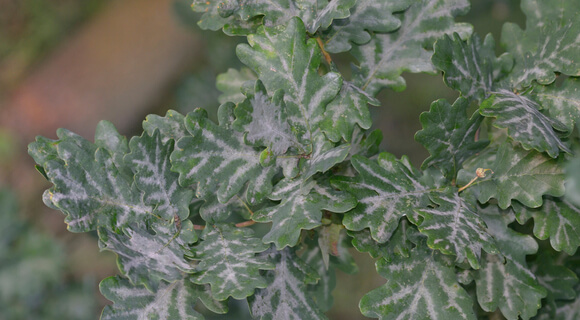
[457,141,566,209]
[332,153,432,243]
[190,224,274,300]
[171,105,279,204]
[253,177,356,249]
[416,191,497,269]
[415,97,488,179]
[100,276,227,320]
[248,247,326,320]
[500,0,580,88]
[473,205,547,320]
[480,90,571,157]
[142,110,188,144]
[98,220,197,290]
[359,245,476,320]
[237,17,342,143]
[28,126,153,232]
[533,76,580,133]
[351,0,472,95]
[514,196,580,255]
[322,0,412,53]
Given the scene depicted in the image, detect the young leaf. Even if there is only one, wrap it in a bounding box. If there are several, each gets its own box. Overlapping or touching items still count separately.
[142,110,188,144]
[98,220,196,290]
[500,0,580,88]
[533,76,580,133]
[432,33,513,101]
[416,191,497,269]
[351,0,472,95]
[415,97,488,178]
[457,142,565,209]
[99,276,227,320]
[171,105,279,204]
[253,177,356,249]
[359,245,476,320]
[473,205,547,320]
[190,224,274,300]
[248,247,326,320]
[237,17,342,142]
[125,130,194,221]
[234,80,300,155]
[514,196,580,255]
[332,153,432,243]
[28,128,153,232]
[322,0,412,53]
[480,90,571,157]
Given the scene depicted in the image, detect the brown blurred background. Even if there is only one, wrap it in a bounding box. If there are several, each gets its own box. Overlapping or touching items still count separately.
[0,0,521,319]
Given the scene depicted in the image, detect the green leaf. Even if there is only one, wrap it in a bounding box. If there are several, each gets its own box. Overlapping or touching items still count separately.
[349,219,415,260]
[321,81,378,143]
[237,17,342,143]
[248,247,326,320]
[171,105,279,204]
[432,33,513,101]
[217,68,257,104]
[416,191,497,269]
[473,204,547,320]
[190,224,274,300]
[351,0,472,95]
[534,76,580,133]
[514,196,580,255]
[99,276,227,320]
[142,110,188,143]
[191,0,259,34]
[359,245,476,320]
[332,153,432,243]
[530,252,578,319]
[234,80,301,155]
[322,0,412,53]
[457,142,565,209]
[301,133,351,180]
[28,128,153,232]
[98,220,196,290]
[217,0,356,34]
[415,97,488,178]
[567,155,580,208]
[126,130,194,221]
[480,90,571,157]
[254,177,356,249]
[500,0,580,88]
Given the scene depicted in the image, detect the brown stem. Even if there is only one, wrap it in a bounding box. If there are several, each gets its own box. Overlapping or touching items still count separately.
[192,224,205,230]
[235,220,256,228]
[315,37,332,65]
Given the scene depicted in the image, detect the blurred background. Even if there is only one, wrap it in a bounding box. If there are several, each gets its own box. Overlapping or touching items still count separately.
[0,0,522,318]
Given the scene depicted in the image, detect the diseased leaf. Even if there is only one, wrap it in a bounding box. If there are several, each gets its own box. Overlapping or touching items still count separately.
[126,130,193,221]
[143,110,188,144]
[349,219,414,260]
[301,133,351,181]
[237,17,342,143]
[217,67,257,104]
[254,177,356,249]
[248,247,326,320]
[322,0,411,53]
[359,245,476,320]
[234,80,301,155]
[98,220,196,290]
[514,196,580,255]
[191,0,259,34]
[352,0,472,95]
[216,0,356,34]
[28,127,153,232]
[457,142,565,209]
[332,153,432,243]
[190,224,274,300]
[432,33,513,101]
[473,204,547,320]
[415,97,488,178]
[321,81,378,143]
[100,276,227,320]
[171,105,279,204]
[480,90,571,157]
[534,76,580,133]
[501,0,580,88]
[416,191,497,269]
